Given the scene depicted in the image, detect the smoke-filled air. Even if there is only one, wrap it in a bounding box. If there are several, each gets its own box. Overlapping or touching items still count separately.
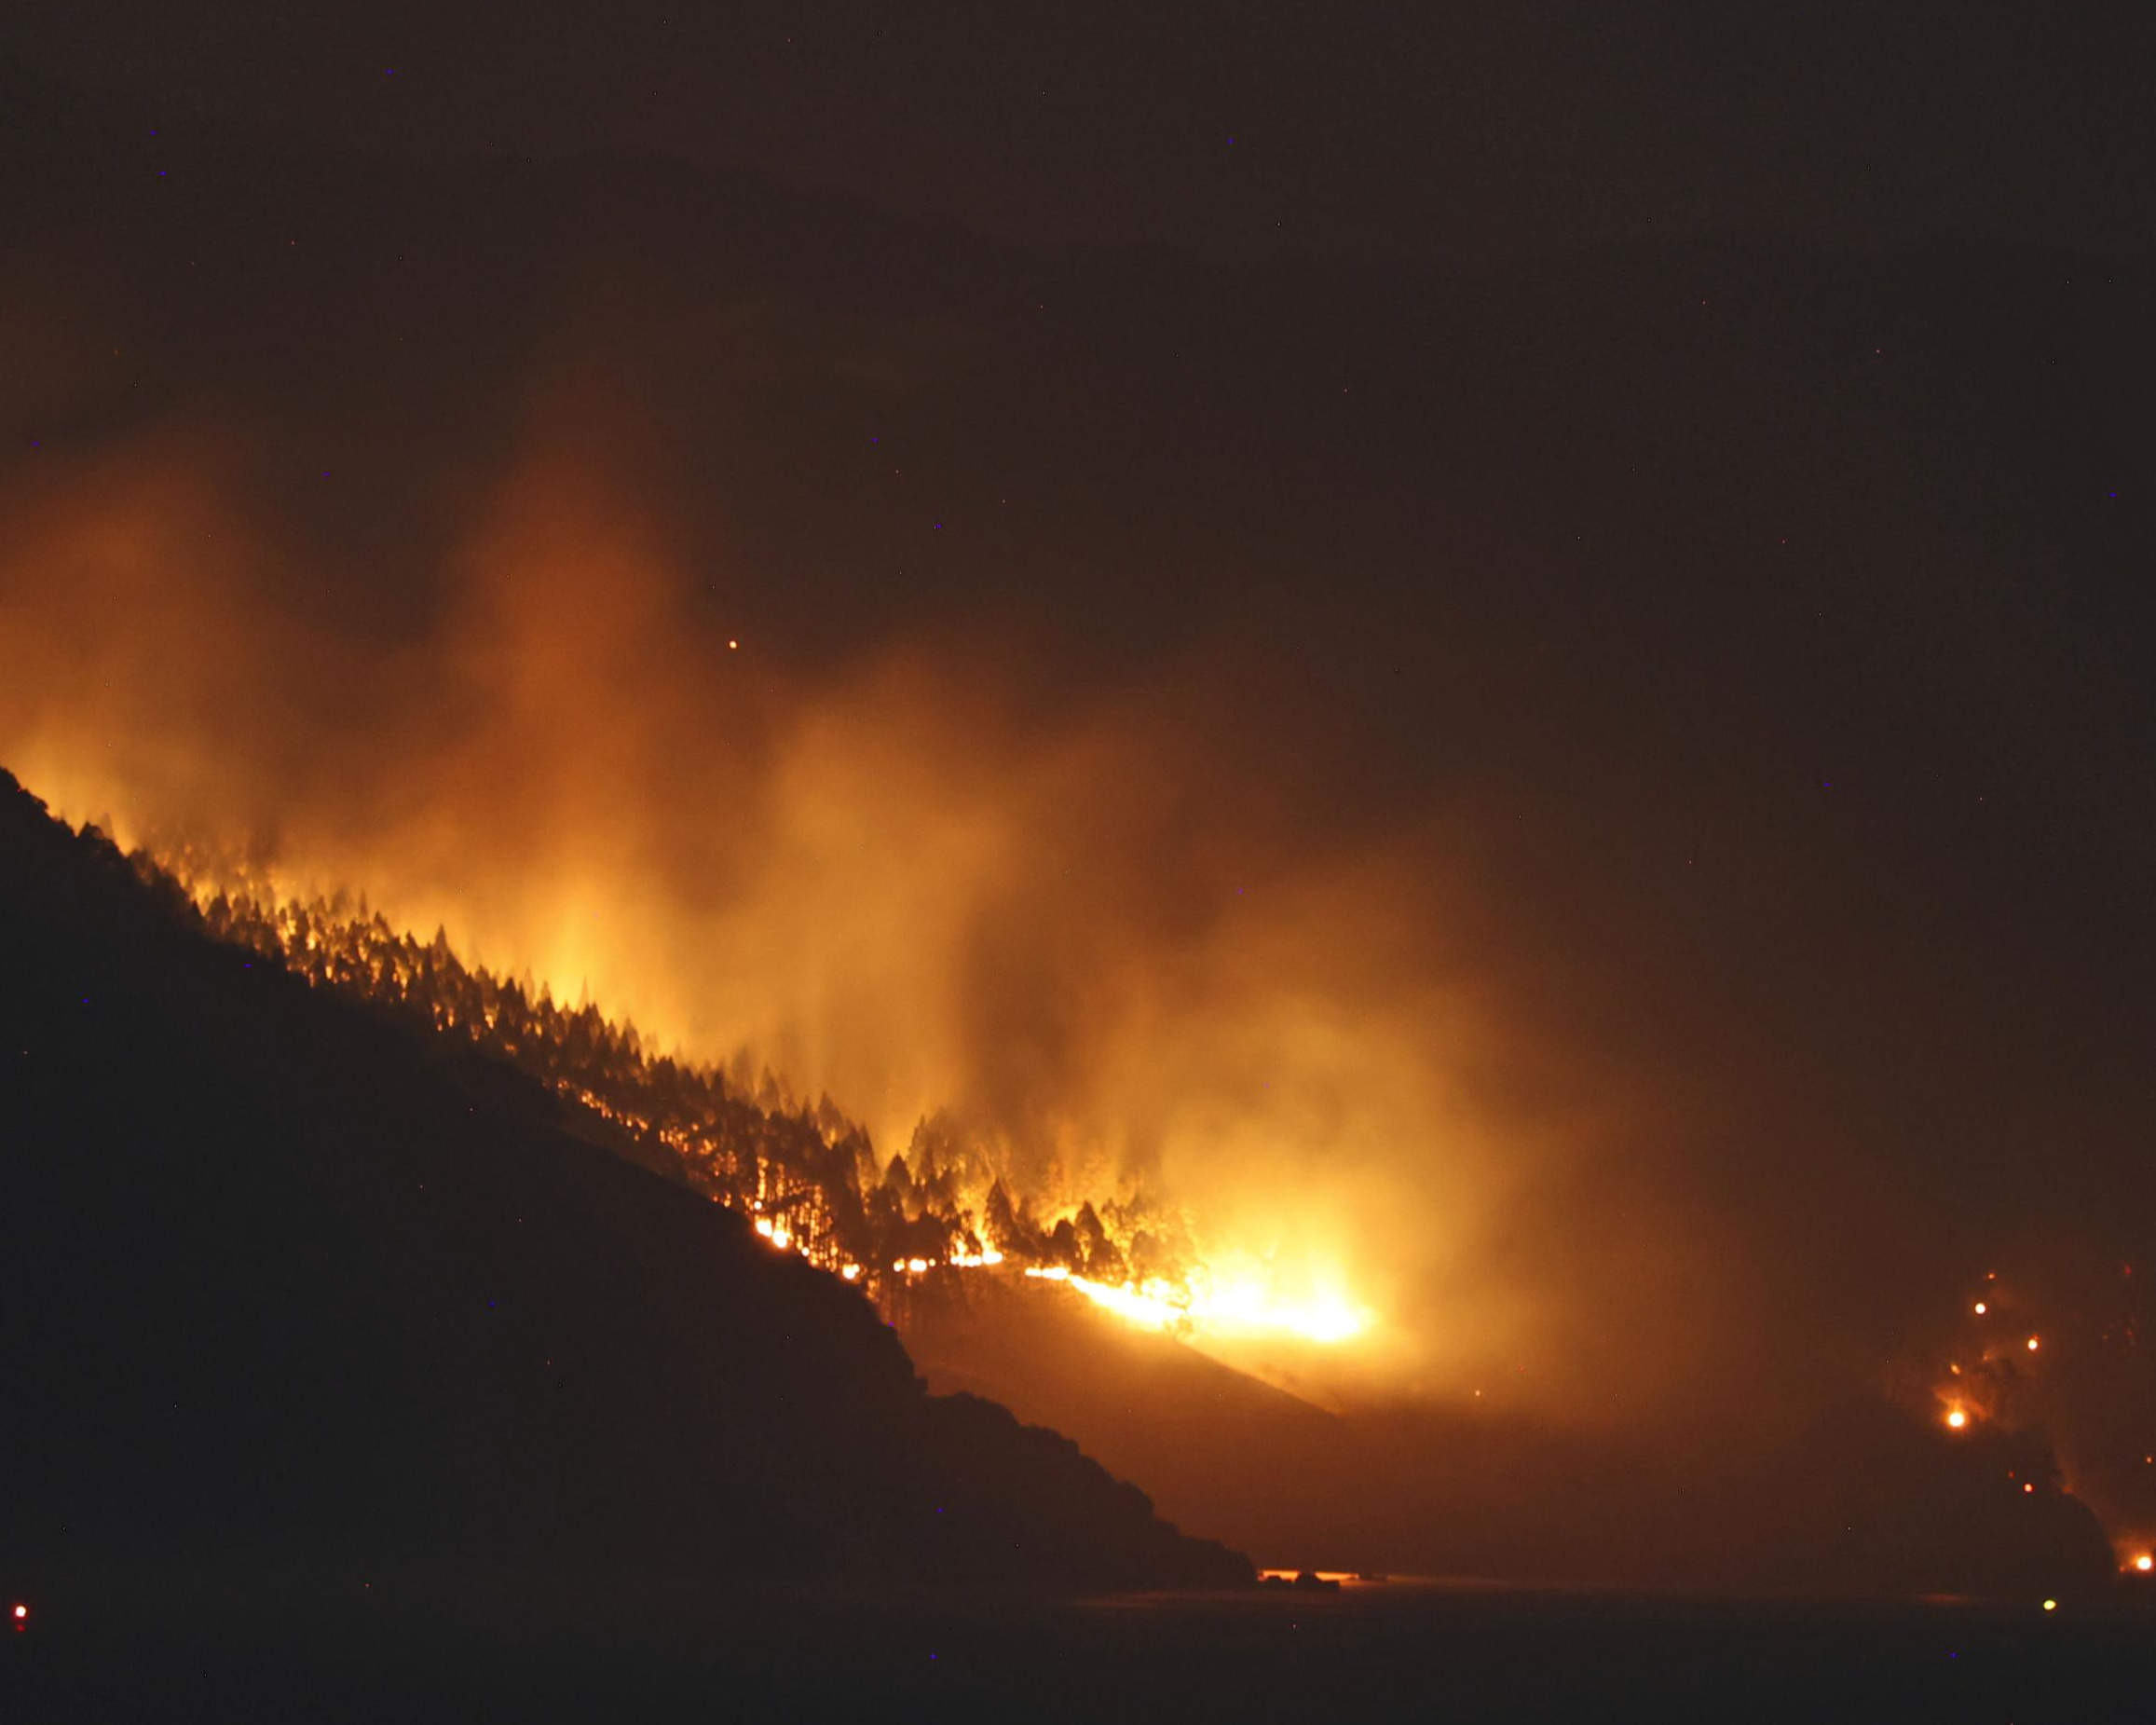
[1,422,1734,1417]
[4,153,2149,1590]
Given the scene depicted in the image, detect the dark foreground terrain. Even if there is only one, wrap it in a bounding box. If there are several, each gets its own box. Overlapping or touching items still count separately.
[0,770,1246,1602]
[907,1267,2123,1600]
[7,1572,2156,1724]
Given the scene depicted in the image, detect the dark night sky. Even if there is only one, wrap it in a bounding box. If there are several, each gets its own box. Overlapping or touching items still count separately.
[7,2,2150,258]
[0,5,2150,1431]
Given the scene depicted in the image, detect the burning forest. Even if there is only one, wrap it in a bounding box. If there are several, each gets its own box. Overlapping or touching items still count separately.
[3,13,2153,1715]
[0,47,2148,1611]
[150,845,1370,1354]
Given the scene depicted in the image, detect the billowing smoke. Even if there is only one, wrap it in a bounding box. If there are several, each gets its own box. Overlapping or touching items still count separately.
[0,406,1743,1423]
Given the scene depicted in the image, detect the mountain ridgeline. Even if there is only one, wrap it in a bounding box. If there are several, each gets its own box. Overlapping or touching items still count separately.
[0,768,1249,1594]
[156,843,1172,1293]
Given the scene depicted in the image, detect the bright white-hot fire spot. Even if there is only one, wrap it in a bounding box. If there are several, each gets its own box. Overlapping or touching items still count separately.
[1944,1407,1968,1430]
[2135,1554,2152,1573]
[1022,1263,1370,1345]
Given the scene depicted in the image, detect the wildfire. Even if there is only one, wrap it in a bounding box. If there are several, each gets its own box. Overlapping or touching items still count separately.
[133,849,1377,1353]
[1024,1265,1370,1344]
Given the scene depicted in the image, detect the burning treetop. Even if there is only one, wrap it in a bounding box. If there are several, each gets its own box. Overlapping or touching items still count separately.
[151,844,1371,1350]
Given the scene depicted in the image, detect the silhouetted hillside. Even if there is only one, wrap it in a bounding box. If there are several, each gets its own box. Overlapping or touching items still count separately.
[907,1274,2121,1600]
[0,769,1249,1595]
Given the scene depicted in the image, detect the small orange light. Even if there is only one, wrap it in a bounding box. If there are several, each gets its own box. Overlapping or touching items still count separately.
[2042,1598,2057,1612]
[2026,1336,2040,1351]
[2024,1483,2035,1494]
[728,639,740,650]
[1973,1302,1987,1315]
[2136,1555,2152,1573]
[10,1605,24,1620]
[1945,1408,1968,1430]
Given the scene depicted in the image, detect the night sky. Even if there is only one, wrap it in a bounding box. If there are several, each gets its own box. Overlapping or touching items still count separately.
[1,4,2151,1498]
[7,3,2150,258]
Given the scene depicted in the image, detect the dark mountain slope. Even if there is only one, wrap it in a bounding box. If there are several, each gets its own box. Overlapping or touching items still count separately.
[904,1273,2119,1599]
[0,769,1247,1594]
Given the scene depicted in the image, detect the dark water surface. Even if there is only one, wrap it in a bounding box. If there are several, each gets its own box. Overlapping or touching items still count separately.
[7,1572,2152,1722]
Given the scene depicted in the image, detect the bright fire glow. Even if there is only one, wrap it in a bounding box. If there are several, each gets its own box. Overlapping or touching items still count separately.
[2026,1335,2040,1351]
[1973,1301,1986,1315]
[1023,1263,1370,1345]
[2135,1555,2152,1573]
[1944,1407,1968,1430]
[48,820,1388,1358]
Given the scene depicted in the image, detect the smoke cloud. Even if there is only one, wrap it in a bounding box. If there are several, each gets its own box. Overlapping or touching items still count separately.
[0,394,1749,1423]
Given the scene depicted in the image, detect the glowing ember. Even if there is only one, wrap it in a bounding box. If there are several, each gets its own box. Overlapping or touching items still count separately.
[1929,1259,2156,1569]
